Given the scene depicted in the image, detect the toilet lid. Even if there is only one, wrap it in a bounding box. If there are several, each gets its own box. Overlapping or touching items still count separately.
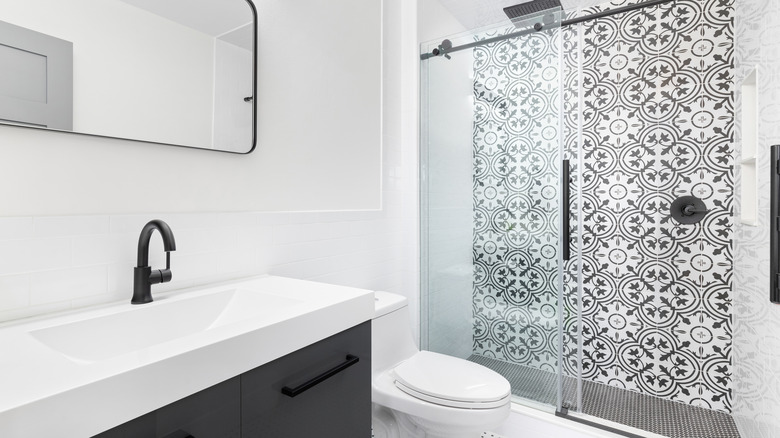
[392,351,510,409]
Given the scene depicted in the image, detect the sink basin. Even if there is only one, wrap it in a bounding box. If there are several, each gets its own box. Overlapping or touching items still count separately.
[29,289,301,362]
[1,275,374,437]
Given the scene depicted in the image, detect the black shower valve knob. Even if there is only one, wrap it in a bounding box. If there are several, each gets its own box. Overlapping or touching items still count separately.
[670,196,708,225]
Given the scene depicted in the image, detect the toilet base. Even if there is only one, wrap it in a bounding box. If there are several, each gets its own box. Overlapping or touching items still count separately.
[373,403,496,438]
[372,404,402,438]
[399,411,488,438]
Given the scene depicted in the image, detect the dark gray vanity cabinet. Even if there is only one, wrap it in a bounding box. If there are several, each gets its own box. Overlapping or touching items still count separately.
[94,377,241,438]
[241,321,371,437]
[92,322,370,438]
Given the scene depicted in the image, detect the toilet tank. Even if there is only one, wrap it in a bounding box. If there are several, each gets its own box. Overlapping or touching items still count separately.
[372,291,419,374]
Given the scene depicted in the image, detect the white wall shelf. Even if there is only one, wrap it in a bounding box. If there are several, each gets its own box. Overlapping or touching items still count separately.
[740,67,758,226]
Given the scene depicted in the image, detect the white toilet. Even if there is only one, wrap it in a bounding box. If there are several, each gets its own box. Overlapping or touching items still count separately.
[371,291,511,438]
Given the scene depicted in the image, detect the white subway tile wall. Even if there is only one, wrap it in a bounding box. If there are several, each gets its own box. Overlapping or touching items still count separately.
[0,210,412,324]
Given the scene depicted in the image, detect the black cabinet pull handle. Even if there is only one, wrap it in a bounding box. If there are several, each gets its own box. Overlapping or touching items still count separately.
[281,354,359,397]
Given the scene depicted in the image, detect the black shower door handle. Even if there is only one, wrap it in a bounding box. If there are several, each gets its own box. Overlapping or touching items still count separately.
[771,145,780,303]
[281,354,360,397]
[562,159,571,261]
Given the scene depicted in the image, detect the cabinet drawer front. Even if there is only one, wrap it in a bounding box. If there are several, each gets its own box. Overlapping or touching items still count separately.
[93,377,241,438]
[241,321,371,438]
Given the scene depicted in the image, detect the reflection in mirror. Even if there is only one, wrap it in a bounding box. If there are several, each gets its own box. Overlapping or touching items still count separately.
[0,0,256,153]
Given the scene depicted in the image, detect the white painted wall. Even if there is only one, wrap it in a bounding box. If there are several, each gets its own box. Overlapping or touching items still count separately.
[0,0,418,335]
[212,38,253,153]
[1,0,215,147]
[418,0,473,358]
[0,0,382,216]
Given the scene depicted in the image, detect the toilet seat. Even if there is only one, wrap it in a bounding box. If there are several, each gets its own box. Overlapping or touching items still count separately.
[391,351,511,409]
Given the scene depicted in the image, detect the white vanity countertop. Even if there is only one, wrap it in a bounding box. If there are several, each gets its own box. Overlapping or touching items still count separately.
[0,275,374,437]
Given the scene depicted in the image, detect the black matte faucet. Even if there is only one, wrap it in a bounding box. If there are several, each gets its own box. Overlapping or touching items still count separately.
[132,219,177,304]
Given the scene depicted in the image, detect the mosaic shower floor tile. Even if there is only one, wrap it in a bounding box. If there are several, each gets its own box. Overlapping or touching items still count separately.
[469,355,740,438]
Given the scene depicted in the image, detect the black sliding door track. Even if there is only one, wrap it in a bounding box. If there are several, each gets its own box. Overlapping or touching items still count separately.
[556,409,648,438]
[421,0,675,60]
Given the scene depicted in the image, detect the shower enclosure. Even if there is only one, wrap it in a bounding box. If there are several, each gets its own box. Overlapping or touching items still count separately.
[420,1,736,436]
[421,1,580,413]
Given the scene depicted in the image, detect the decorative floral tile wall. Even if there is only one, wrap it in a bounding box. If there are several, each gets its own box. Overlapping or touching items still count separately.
[472,23,564,372]
[472,0,734,413]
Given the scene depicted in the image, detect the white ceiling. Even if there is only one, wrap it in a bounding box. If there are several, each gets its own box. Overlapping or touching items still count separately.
[438,0,608,30]
[117,0,253,37]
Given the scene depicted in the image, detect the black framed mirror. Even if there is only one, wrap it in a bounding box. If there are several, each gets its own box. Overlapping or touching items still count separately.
[0,0,257,153]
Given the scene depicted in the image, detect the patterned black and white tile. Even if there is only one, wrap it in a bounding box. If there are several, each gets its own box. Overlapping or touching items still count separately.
[470,0,734,415]
[472,21,564,373]
[573,0,734,413]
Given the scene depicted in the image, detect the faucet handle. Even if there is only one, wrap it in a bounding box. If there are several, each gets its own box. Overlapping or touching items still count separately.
[149,252,173,285]
[149,269,172,285]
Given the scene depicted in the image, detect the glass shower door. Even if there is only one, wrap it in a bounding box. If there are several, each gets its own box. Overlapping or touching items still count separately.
[420,7,577,412]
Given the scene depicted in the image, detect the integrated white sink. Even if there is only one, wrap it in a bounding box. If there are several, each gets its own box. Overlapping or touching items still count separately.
[0,275,374,438]
[29,289,301,362]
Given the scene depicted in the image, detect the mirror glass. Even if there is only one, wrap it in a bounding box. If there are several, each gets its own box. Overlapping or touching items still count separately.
[0,0,256,153]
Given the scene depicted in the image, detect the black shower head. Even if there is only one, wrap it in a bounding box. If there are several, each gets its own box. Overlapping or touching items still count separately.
[503,0,563,22]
